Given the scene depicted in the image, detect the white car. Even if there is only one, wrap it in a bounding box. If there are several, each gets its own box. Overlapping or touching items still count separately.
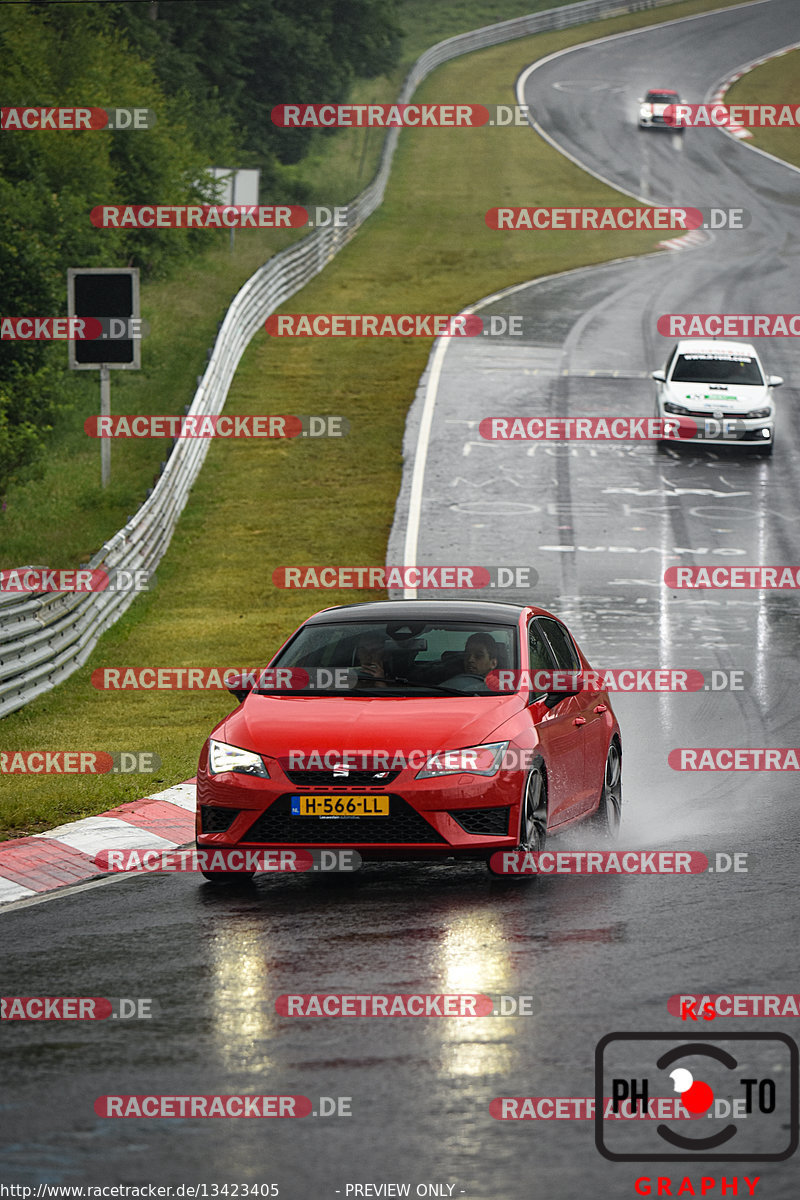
[638,88,684,130]
[652,339,783,455]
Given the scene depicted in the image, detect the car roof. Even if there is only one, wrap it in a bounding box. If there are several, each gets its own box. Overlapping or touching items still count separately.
[305,599,549,624]
[674,338,758,356]
[646,88,678,94]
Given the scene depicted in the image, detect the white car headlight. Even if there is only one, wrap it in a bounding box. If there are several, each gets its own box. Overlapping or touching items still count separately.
[415,741,509,780]
[640,105,651,118]
[208,738,269,777]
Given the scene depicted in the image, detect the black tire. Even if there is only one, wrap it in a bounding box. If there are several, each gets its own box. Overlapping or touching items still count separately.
[654,401,667,451]
[197,842,256,885]
[486,767,547,876]
[590,740,622,839]
[518,767,548,852]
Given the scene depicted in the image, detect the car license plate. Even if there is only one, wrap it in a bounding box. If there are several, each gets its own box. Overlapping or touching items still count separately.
[291,794,389,816]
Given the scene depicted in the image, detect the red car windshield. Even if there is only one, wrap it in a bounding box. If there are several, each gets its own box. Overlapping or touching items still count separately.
[271,619,520,695]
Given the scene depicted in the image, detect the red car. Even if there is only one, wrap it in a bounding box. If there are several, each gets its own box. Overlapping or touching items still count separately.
[195,600,622,881]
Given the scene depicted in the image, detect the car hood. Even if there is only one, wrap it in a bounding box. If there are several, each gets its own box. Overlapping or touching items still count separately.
[663,382,772,412]
[215,692,527,758]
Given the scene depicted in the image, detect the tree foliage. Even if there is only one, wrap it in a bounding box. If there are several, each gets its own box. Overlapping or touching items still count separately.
[0,0,402,498]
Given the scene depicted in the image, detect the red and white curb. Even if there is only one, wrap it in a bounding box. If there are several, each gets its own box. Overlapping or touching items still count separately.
[657,229,712,252]
[0,781,196,905]
[709,40,800,141]
[660,39,800,250]
[710,76,752,140]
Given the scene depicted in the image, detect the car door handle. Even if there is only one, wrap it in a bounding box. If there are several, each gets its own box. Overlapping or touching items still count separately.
[573,717,586,726]
[593,704,607,713]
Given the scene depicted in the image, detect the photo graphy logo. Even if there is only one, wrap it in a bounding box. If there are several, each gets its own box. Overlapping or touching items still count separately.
[595,1033,798,1161]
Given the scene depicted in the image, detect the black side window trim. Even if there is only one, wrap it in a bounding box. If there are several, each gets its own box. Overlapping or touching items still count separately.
[536,617,581,672]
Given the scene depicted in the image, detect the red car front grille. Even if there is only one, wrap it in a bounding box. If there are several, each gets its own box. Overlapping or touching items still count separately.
[240,794,447,844]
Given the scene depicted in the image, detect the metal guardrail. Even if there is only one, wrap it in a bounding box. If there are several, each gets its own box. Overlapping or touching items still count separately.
[0,0,681,718]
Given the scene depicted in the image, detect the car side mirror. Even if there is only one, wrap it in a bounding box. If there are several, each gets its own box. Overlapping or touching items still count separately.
[528,686,580,708]
[651,369,666,382]
[768,375,783,387]
[541,690,579,709]
[225,671,254,702]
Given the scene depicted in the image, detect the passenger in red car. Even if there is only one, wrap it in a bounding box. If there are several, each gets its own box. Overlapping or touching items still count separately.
[355,633,387,679]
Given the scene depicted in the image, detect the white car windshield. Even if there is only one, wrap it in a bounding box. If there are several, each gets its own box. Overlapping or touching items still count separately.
[671,353,764,386]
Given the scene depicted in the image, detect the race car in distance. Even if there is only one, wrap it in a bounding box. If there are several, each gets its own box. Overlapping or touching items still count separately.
[195,600,622,882]
[652,339,782,454]
[638,88,684,130]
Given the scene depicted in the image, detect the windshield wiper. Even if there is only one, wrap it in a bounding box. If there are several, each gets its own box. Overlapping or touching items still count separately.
[254,675,494,697]
[252,674,409,696]
[347,677,489,696]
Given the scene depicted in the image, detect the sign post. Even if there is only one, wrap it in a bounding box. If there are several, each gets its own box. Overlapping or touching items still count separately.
[67,267,141,488]
[205,167,261,255]
[100,365,111,489]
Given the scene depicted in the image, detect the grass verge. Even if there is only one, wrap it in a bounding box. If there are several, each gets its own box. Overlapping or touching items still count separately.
[723,46,800,167]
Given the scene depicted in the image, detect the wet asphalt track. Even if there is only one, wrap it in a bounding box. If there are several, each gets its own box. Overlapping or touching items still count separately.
[3,1,800,1195]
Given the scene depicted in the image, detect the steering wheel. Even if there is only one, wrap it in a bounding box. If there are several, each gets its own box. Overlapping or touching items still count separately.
[445,672,489,689]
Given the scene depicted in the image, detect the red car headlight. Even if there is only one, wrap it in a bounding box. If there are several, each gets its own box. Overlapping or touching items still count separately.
[415,741,510,780]
[207,738,270,778]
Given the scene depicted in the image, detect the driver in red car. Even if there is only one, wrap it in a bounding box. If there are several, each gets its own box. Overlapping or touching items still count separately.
[443,632,500,690]
[463,632,499,677]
